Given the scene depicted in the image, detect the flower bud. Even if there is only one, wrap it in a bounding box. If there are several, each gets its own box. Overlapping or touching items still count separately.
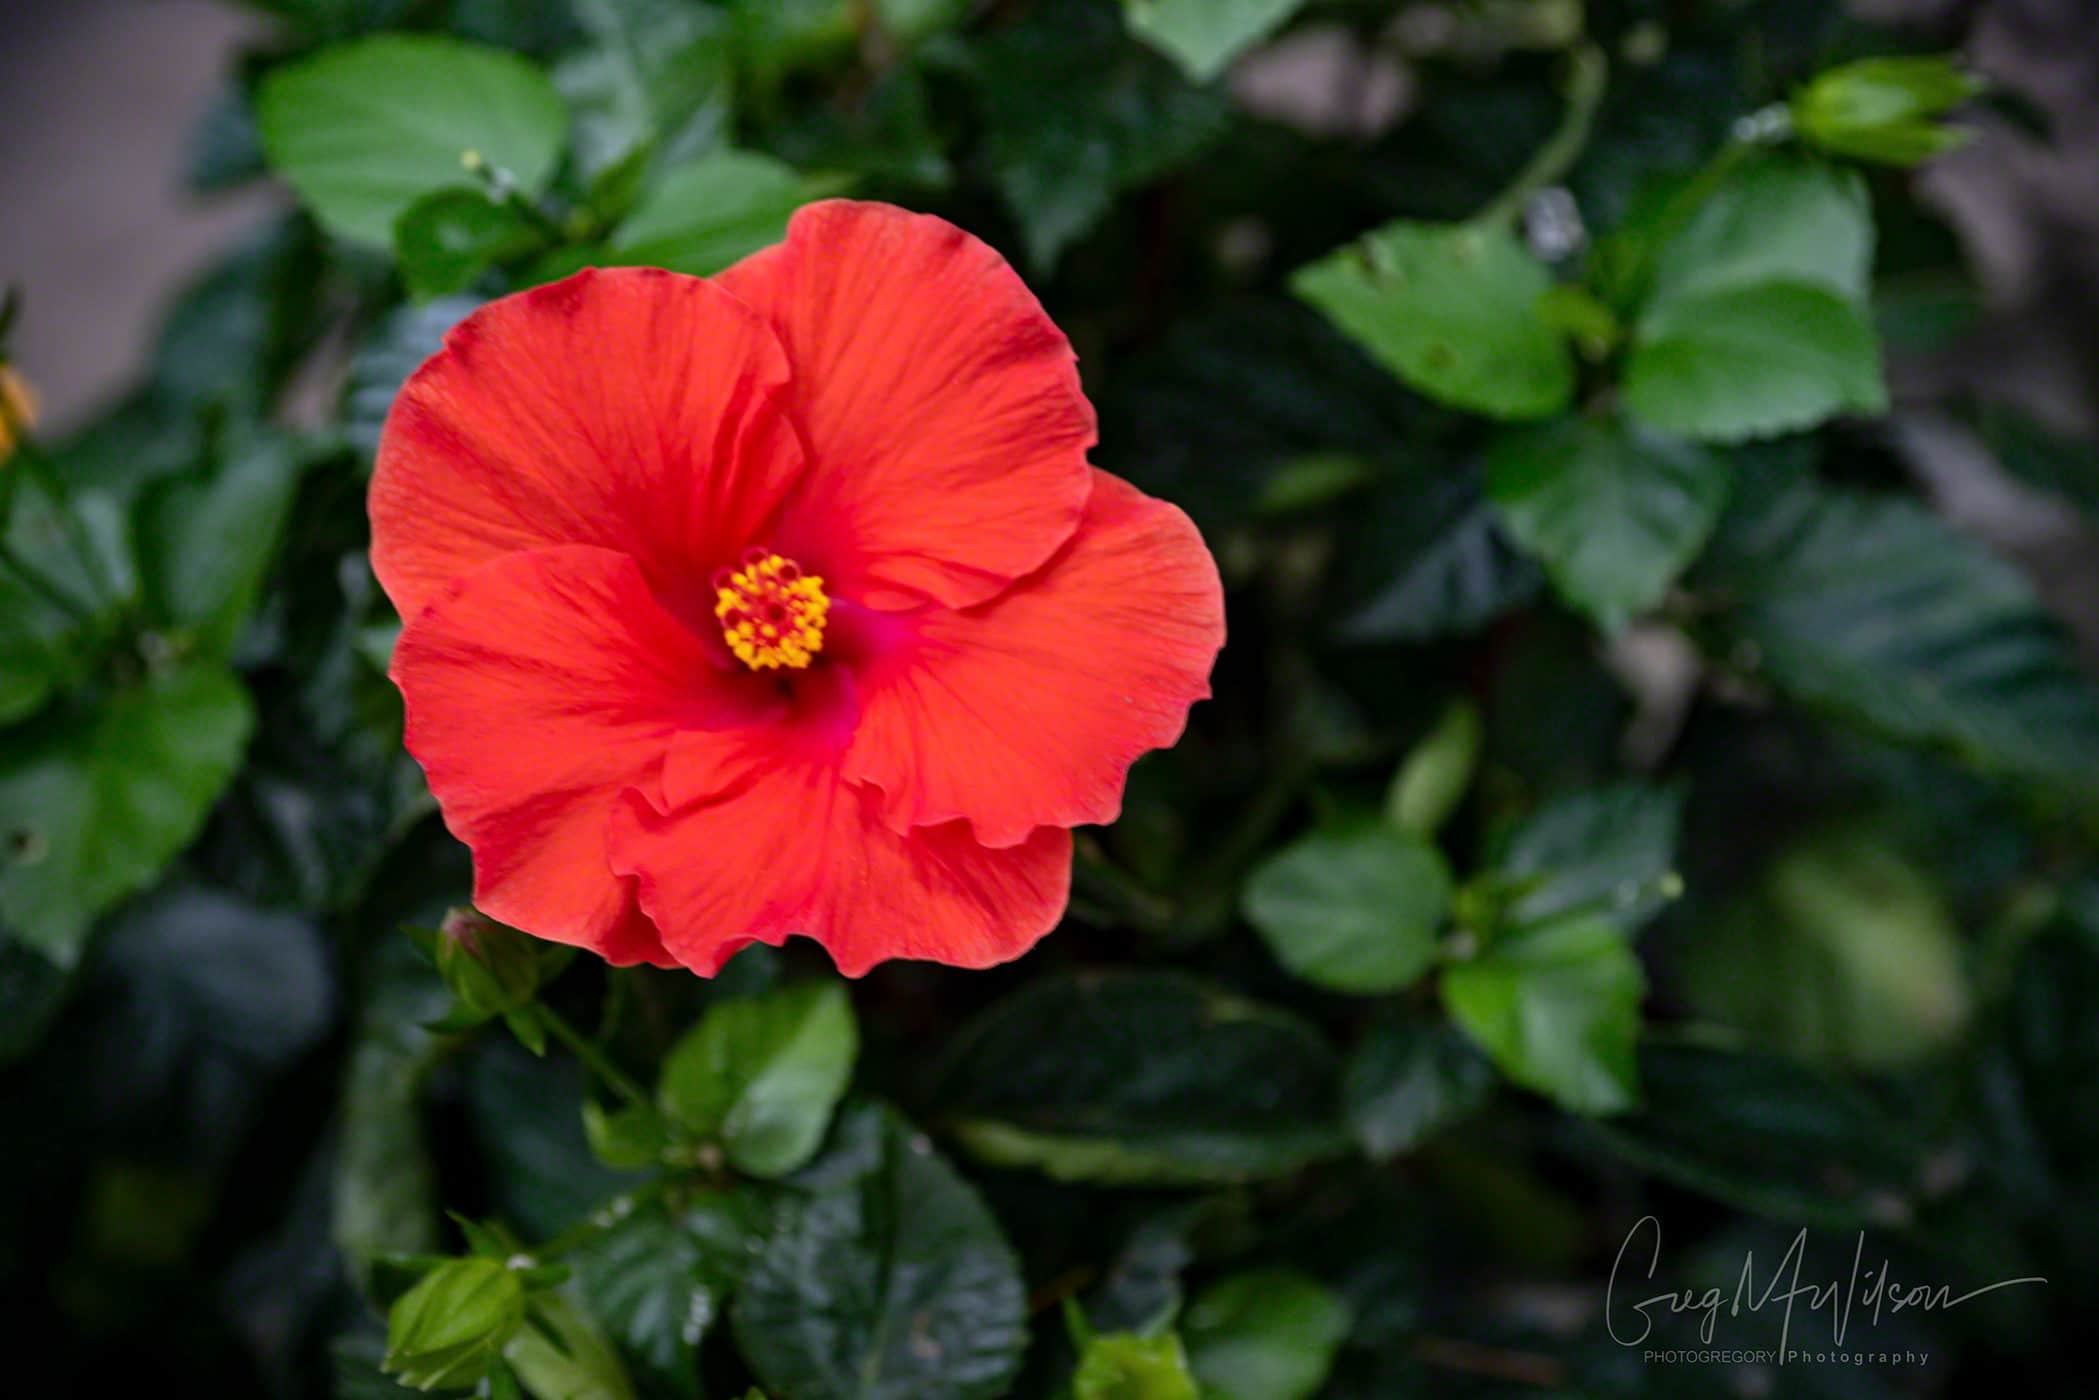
[435,907,547,1020]
[1793,55,1982,166]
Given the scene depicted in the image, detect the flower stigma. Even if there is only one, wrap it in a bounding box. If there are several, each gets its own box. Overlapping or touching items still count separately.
[714,548,829,670]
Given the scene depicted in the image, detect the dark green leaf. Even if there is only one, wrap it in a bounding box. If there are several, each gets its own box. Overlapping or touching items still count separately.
[258,35,567,245]
[933,972,1347,1184]
[1490,781,1683,932]
[0,562,77,726]
[1485,417,1728,630]
[393,188,541,300]
[1698,480,2099,786]
[1182,1268,1351,1400]
[335,938,451,1277]
[469,1043,642,1238]
[1589,1041,1925,1228]
[1342,1017,1494,1160]
[572,1191,761,1399]
[1336,467,1542,642]
[0,662,253,964]
[1293,221,1573,421]
[959,0,1229,268]
[658,979,858,1178]
[135,429,308,656]
[150,218,326,413]
[0,934,73,1061]
[556,0,733,180]
[1442,914,1645,1115]
[344,297,483,459]
[1243,827,1451,994]
[1124,0,1307,83]
[734,1104,1028,1400]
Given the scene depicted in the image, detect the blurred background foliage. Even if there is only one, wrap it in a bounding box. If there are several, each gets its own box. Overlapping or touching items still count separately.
[3,0,2099,1395]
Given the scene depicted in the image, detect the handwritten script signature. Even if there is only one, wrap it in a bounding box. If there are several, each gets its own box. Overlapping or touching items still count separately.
[1606,1215,2045,1363]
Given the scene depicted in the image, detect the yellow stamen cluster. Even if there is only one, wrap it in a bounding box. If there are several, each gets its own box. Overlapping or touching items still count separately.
[714,549,829,671]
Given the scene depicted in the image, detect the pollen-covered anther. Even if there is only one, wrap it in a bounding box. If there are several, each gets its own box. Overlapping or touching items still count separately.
[713,548,829,670]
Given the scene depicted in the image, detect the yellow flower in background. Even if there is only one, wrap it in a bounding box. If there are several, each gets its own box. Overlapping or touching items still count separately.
[0,366,36,465]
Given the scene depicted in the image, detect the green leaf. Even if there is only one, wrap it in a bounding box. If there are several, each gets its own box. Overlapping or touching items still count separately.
[134,429,308,657]
[1644,154,1874,308]
[1243,827,1452,994]
[1589,1041,1925,1228]
[1182,1269,1351,1400]
[1342,1017,1494,1161]
[1442,914,1645,1115]
[1293,221,1573,421]
[0,661,253,965]
[932,972,1347,1184]
[1485,417,1728,630]
[556,0,733,180]
[385,1257,528,1391]
[958,0,1229,269]
[734,1104,1028,1400]
[1123,0,1307,83]
[1072,1328,1199,1400]
[258,35,567,245]
[393,188,541,300]
[1620,154,1886,441]
[1698,479,2099,785]
[1624,280,1886,442]
[1679,826,1971,1069]
[658,980,858,1178]
[609,151,827,276]
[1490,781,1683,932]
[581,1099,671,1170]
[572,1192,760,1399]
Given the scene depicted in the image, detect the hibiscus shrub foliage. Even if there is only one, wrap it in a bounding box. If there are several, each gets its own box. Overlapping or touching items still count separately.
[3,0,2096,1396]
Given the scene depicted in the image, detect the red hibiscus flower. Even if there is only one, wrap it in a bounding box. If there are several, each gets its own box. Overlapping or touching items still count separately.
[371,201,1224,977]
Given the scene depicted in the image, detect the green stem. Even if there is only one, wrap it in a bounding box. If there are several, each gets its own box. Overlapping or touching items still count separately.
[534,1004,650,1109]
[1476,42,1608,228]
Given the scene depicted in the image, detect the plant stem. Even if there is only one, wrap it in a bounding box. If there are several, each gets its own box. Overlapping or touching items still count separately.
[1476,41,1609,228]
[534,1004,650,1109]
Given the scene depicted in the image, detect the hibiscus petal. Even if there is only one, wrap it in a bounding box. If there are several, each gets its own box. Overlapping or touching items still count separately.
[393,544,757,963]
[844,470,1225,847]
[610,737,1072,977]
[716,200,1095,612]
[371,267,804,625]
